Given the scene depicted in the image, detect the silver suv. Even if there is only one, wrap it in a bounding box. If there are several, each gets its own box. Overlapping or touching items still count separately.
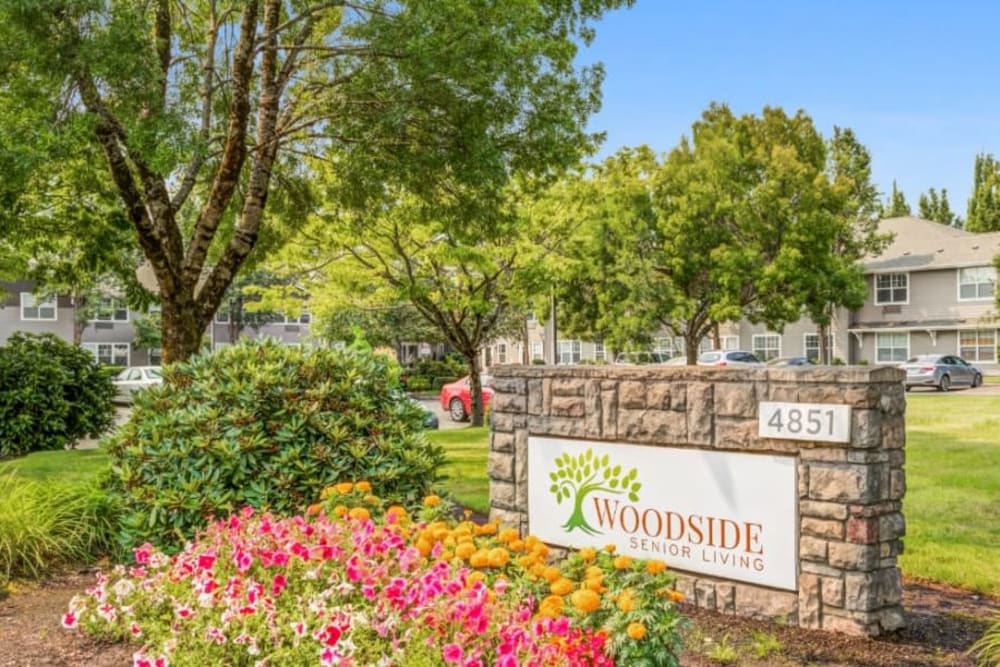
[696,350,764,367]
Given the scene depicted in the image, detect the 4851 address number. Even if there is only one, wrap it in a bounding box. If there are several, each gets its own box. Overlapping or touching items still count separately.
[757,402,851,443]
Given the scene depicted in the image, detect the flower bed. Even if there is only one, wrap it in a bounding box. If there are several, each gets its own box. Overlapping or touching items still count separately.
[64,484,686,666]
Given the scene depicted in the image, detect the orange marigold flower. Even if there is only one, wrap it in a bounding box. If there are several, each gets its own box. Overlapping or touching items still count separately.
[583,577,605,593]
[386,505,408,518]
[550,578,574,596]
[348,507,370,521]
[423,495,441,508]
[542,566,563,583]
[603,543,617,553]
[585,566,604,579]
[617,588,637,613]
[455,543,477,561]
[354,481,372,492]
[335,482,355,495]
[305,503,322,516]
[613,555,633,570]
[475,522,498,536]
[570,589,601,614]
[626,622,647,640]
[668,590,685,603]
[645,559,667,575]
[509,539,526,552]
[578,547,597,562]
[469,550,490,569]
[415,537,433,557]
[487,547,510,568]
[497,528,519,544]
[538,595,564,618]
[466,571,486,585]
[333,505,348,517]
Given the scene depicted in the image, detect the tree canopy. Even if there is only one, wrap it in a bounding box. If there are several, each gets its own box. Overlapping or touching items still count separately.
[551,105,884,362]
[967,153,1000,232]
[918,187,960,227]
[883,181,912,218]
[0,0,630,361]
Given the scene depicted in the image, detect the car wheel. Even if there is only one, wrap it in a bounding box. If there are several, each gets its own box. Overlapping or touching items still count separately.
[972,373,983,388]
[449,398,468,422]
[938,375,951,392]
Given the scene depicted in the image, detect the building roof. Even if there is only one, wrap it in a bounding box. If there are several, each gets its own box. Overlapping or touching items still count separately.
[864,217,1000,274]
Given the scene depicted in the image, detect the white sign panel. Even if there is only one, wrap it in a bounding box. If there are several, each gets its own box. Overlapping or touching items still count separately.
[528,437,798,590]
[758,402,851,443]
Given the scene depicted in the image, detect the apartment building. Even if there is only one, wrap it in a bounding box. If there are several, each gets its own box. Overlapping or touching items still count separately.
[0,281,315,366]
[497,217,999,373]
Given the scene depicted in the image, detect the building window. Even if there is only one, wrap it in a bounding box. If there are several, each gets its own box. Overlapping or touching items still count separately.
[497,343,507,364]
[82,343,130,366]
[959,329,996,362]
[958,267,996,301]
[558,339,581,365]
[531,341,543,361]
[876,332,908,363]
[149,348,163,365]
[752,334,781,362]
[594,342,606,362]
[215,309,230,323]
[20,292,57,321]
[804,333,834,363]
[874,273,908,305]
[721,336,739,351]
[92,297,129,322]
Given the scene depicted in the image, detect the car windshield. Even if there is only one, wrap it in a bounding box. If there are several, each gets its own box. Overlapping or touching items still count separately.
[905,356,940,364]
[146,368,163,379]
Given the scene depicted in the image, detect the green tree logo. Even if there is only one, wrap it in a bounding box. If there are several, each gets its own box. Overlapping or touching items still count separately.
[548,449,641,536]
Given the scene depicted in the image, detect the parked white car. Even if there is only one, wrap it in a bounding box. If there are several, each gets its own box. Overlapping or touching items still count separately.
[696,350,764,367]
[113,366,163,402]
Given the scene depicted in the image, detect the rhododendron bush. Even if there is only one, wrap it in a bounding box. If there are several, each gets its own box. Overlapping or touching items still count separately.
[65,485,685,666]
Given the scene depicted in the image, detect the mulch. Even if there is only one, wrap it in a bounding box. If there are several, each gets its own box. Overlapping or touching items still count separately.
[0,570,996,666]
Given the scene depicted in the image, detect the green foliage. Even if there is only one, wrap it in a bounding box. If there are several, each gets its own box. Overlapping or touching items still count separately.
[404,355,467,390]
[973,615,1000,666]
[750,630,783,658]
[706,635,739,664]
[105,339,445,550]
[884,180,912,217]
[0,475,120,593]
[967,153,1000,232]
[0,333,116,458]
[918,187,960,226]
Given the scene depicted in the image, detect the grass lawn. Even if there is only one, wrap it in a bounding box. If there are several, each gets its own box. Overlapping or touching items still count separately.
[901,393,1000,595]
[427,427,491,515]
[0,449,109,485]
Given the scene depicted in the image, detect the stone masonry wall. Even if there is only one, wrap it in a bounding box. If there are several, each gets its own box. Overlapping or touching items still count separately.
[488,365,906,637]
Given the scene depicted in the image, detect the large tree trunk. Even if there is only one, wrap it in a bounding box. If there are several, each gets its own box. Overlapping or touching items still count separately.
[685,333,700,365]
[465,352,486,427]
[72,291,87,346]
[818,322,830,364]
[161,296,206,364]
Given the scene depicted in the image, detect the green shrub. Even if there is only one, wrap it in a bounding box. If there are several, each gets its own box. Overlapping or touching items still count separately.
[106,340,446,550]
[0,474,119,593]
[0,333,116,458]
[973,616,1000,666]
[404,376,432,392]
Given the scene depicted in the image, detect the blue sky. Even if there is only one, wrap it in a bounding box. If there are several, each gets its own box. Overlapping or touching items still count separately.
[582,1,1000,215]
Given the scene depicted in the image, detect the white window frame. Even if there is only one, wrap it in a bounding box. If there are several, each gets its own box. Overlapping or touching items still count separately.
[90,296,129,323]
[214,309,230,323]
[875,332,909,364]
[497,343,507,364]
[958,329,996,363]
[531,341,543,361]
[82,342,130,366]
[20,292,57,321]
[751,333,781,362]
[957,266,996,302]
[720,335,740,351]
[557,339,581,365]
[803,333,834,362]
[874,273,909,305]
[594,342,606,362]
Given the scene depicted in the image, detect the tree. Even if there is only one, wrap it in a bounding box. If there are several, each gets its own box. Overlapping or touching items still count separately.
[554,105,850,363]
[918,187,960,226]
[884,181,912,217]
[967,153,1000,232]
[0,0,629,362]
[263,182,562,426]
[318,304,447,354]
[800,127,890,363]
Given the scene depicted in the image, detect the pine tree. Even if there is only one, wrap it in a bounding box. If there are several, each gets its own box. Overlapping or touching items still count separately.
[967,153,1000,232]
[884,180,912,217]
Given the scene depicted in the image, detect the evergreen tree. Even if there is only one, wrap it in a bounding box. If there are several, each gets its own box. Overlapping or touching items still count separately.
[967,153,1000,232]
[918,187,960,226]
[884,181,912,217]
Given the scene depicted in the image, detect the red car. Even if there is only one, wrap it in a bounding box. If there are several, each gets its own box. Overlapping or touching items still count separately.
[439,374,494,422]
